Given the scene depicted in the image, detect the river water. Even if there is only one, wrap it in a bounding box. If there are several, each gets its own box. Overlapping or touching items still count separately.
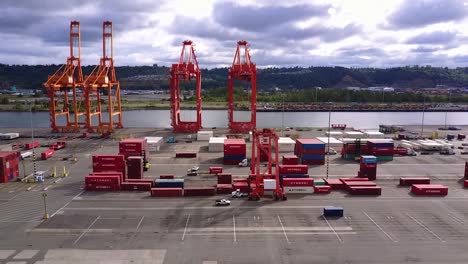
[0,110,467,129]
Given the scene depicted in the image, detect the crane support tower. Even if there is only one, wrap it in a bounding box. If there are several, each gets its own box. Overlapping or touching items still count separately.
[169,40,202,132]
[83,21,123,134]
[249,128,286,201]
[228,40,257,133]
[44,21,85,133]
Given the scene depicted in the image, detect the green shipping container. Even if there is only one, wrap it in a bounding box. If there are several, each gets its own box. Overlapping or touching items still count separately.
[377,156,393,161]
[314,179,326,186]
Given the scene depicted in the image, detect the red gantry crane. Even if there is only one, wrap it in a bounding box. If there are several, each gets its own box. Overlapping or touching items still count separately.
[44,21,85,133]
[170,40,202,132]
[228,40,257,133]
[83,21,123,133]
[249,128,287,201]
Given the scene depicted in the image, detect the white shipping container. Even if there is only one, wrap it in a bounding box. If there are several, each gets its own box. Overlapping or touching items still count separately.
[0,133,19,140]
[264,179,276,190]
[277,137,295,152]
[316,137,343,148]
[364,131,385,138]
[283,186,314,194]
[209,137,227,152]
[197,131,213,141]
[145,136,163,152]
[344,131,364,138]
[325,131,343,137]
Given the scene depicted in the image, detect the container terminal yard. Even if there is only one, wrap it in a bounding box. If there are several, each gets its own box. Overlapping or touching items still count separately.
[2,21,468,264]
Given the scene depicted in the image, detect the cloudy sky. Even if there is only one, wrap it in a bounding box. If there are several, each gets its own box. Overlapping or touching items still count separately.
[1,0,468,68]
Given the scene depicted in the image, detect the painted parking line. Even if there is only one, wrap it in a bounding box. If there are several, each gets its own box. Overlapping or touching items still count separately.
[233,215,237,243]
[277,214,291,244]
[449,215,468,228]
[406,213,445,242]
[73,216,100,245]
[181,214,191,242]
[363,212,398,242]
[322,215,343,243]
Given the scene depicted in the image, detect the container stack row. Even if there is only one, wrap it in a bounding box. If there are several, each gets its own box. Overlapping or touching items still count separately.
[295,139,325,165]
[0,151,19,183]
[340,178,382,195]
[282,155,299,165]
[367,139,394,161]
[358,155,377,180]
[119,138,150,177]
[223,139,246,165]
[341,141,367,160]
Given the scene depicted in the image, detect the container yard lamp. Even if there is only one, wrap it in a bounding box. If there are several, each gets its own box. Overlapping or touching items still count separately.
[42,192,49,219]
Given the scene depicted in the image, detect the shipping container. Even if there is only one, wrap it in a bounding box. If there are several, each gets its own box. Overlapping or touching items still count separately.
[301,159,325,165]
[224,139,246,155]
[0,151,20,183]
[90,171,125,182]
[41,149,55,160]
[323,207,343,217]
[283,186,314,194]
[119,138,149,161]
[340,177,369,183]
[278,165,308,174]
[324,179,345,189]
[175,152,197,158]
[209,167,223,174]
[345,181,377,190]
[184,187,215,196]
[411,184,448,196]
[217,173,232,184]
[314,179,326,186]
[127,156,143,179]
[282,155,299,165]
[121,182,152,191]
[125,178,154,186]
[314,185,331,194]
[155,179,184,188]
[24,141,39,150]
[360,155,377,164]
[296,138,325,150]
[160,174,175,179]
[348,186,382,195]
[464,180,468,188]
[232,182,249,193]
[282,178,314,187]
[85,175,120,191]
[150,188,183,197]
[264,179,276,190]
[223,154,246,160]
[216,184,233,194]
[399,177,431,186]
[232,178,248,183]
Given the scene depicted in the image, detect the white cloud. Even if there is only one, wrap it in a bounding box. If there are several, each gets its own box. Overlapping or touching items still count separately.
[0,0,468,68]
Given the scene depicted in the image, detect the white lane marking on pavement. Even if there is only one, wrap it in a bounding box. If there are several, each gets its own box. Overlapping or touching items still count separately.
[13,249,39,259]
[449,215,468,228]
[276,214,291,244]
[181,214,191,241]
[0,250,16,259]
[363,212,398,242]
[233,215,237,243]
[406,213,445,242]
[50,202,70,218]
[72,190,85,200]
[73,216,100,245]
[322,215,343,243]
[136,216,145,230]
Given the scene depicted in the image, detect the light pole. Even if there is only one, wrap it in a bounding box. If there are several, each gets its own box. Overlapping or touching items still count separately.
[326,104,331,179]
[444,89,451,129]
[30,101,37,177]
[42,192,49,219]
[421,94,426,138]
[281,94,285,136]
[315,87,318,103]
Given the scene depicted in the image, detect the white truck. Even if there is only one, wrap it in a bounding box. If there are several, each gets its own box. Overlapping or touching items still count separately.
[238,159,249,167]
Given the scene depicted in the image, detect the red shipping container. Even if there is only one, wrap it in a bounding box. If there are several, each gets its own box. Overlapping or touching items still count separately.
[217,173,232,184]
[464,180,468,188]
[340,177,369,183]
[150,188,183,197]
[0,151,19,183]
[175,152,197,158]
[233,178,248,183]
[345,181,377,190]
[279,165,308,174]
[160,175,175,179]
[224,139,246,155]
[41,149,55,160]
[324,179,345,189]
[282,178,314,187]
[127,156,143,179]
[92,154,125,163]
[24,141,39,150]
[121,182,152,191]
[282,155,299,165]
[216,184,233,194]
[314,185,331,194]
[85,175,120,191]
[119,139,149,161]
[411,184,448,196]
[209,167,223,174]
[232,182,249,193]
[399,177,430,186]
[89,172,124,182]
[348,186,382,195]
[184,187,215,196]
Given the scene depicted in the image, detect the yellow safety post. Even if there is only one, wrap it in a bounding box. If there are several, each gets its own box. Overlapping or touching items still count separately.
[62,166,68,177]
[42,193,49,219]
[52,166,57,177]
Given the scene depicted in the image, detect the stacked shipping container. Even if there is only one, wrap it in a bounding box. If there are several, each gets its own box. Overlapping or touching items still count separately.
[119,139,149,163]
[0,151,19,183]
[224,139,246,165]
[341,142,368,160]
[282,155,299,165]
[367,139,394,161]
[295,139,325,165]
[92,154,126,181]
[358,155,377,180]
[127,156,143,179]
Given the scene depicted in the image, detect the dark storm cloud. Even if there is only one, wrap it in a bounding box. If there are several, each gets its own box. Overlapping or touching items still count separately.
[406,31,457,44]
[386,0,468,29]
[213,2,331,32]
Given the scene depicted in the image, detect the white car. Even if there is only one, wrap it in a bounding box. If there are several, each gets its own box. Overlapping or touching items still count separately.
[215,199,231,206]
[187,166,199,172]
[231,189,249,198]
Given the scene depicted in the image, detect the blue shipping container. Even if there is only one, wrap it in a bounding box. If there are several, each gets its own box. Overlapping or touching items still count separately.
[323,207,344,217]
[361,155,377,164]
[368,142,394,148]
[301,144,326,150]
[156,182,184,188]
[301,154,325,160]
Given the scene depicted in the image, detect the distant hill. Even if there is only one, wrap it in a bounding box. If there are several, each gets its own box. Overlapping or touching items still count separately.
[1,64,468,91]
